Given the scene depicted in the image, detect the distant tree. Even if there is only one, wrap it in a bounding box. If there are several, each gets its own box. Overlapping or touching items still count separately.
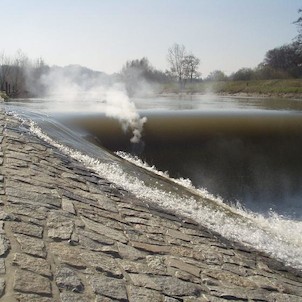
[167,43,187,85]
[183,54,201,82]
[294,9,302,44]
[0,51,12,91]
[231,68,254,81]
[10,50,29,96]
[0,50,29,96]
[262,43,302,78]
[0,49,51,97]
[206,70,228,81]
[253,64,289,80]
[167,43,201,87]
[293,9,302,72]
[121,57,168,96]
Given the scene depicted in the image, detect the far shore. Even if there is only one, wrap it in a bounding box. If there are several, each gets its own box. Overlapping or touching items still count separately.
[159,79,302,100]
[158,91,302,100]
[2,78,302,101]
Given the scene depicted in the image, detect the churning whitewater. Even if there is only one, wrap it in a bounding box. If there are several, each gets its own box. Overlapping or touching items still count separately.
[22,114,302,270]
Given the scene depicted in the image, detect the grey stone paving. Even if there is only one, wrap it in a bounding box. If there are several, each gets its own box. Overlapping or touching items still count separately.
[0,110,301,301]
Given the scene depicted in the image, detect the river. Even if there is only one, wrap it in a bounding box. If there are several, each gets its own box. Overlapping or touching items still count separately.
[3,94,302,269]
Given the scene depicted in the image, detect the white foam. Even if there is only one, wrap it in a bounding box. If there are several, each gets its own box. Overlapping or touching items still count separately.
[22,117,302,270]
[116,151,302,268]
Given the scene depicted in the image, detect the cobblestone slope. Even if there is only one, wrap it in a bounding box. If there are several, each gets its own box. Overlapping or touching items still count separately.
[0,111,301,301]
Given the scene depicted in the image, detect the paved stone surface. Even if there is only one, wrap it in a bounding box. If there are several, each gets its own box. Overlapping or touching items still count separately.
[0,110,300,301]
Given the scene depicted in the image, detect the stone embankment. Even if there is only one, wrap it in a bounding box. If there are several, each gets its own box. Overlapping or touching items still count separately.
[0,110,301,301]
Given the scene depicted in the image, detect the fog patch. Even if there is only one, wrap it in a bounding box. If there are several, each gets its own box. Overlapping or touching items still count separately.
[36,65,147,144]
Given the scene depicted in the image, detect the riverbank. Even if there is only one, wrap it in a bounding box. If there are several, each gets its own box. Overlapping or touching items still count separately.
[0,109,301,301]
[161,79,302,99]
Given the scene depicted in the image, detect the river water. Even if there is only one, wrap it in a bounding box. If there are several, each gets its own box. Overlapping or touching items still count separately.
[3,94,302,269]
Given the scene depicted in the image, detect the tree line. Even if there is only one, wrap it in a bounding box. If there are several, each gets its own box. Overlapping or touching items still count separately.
[1,9,302,98]
[0,50,49,97]
[122,8,302,88]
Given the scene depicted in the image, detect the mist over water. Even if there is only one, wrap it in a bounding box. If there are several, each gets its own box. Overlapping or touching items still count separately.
[28,65,148,144]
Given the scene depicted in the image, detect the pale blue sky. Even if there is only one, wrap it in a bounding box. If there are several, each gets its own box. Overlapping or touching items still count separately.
[0,0,300,76]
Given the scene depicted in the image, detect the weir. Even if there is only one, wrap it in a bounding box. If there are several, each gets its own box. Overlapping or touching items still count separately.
[0,109,301,301]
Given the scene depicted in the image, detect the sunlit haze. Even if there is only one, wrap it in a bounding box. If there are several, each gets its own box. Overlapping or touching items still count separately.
[0,0,301,76]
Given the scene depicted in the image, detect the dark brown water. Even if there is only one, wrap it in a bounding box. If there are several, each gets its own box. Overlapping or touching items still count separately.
[5,96,302,218]
[62,110,302,219]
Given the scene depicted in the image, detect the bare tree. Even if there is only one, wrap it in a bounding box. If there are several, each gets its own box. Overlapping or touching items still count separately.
[294,9,302,44]
[167,44,201,87]
[10,50,29,96]
[167,43,187,84]
[0,51,12,91]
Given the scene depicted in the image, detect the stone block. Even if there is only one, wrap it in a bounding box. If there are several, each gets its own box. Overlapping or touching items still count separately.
[12,253,52,277]
[0,235,10,256]
[14,269,51,295]
[89,275,127,301]
[14,234,46,258]
[55,266,84,292]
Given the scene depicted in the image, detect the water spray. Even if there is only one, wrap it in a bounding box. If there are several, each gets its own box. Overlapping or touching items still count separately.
[104,85,147,144]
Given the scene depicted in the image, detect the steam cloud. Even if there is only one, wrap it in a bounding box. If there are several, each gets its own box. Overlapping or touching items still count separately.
[36,66,147,143]
[105,85,147,143]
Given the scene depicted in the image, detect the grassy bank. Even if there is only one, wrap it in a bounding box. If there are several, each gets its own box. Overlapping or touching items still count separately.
[161,79,302,97]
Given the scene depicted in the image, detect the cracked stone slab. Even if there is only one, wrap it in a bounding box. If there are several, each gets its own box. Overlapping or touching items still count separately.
[4,204,46,220]
[62,198,76,214]
[166,257,201,277]
[0,222,4,234]
[15,293,53,302]
[13,269,52,295]
[129,274,206,297]
[49,242,86,269]
[10,221,43,238]
[130,241,171,254]
[117,242,147,260]
[81,216,127,243]
[60,292,93,302]
[127,285,163,302]
[166,228,193,242]
[77,230,115,251]
[55,266,84,292]
[14,234,47,258]
[47,212,74,240]
[118,259,167,275]
[89,274,128,301]
[80,251,122,277]
[0,278,5,298]
[6,188,61,208]
[0,234,10,256]
[0,259,5,274]
[12,253,52,277]
[0,209,21,221]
